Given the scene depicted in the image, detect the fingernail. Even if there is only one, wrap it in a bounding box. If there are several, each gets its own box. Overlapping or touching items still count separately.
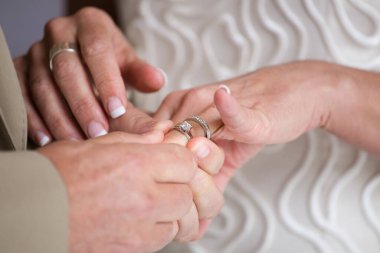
[36,131,50,146]
[88,121,108,138]
[218,84,231,95]
[108,97,126,119]
[157,68,168,86]
[192,142,210,160]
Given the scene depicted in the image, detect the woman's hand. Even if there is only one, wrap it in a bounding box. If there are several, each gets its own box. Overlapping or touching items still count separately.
[156,60,380,155]
[155,61,345,144]
[154,61,362,189]
[15,7,167,146]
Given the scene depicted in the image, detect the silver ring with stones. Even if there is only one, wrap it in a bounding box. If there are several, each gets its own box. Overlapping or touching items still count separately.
[186,115,211,139]
[172,121,193,140]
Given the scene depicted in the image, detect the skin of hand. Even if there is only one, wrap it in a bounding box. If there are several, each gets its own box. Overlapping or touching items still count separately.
[38,131,202,253]
[14,7,167,146]
[163,131,225,242]
[154,60,380,190]
[111,112,226,242]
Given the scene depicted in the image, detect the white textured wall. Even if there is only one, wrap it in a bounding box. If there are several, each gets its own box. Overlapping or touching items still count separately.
[0,0,64,57]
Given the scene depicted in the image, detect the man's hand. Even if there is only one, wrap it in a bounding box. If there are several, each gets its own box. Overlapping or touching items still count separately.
[38,132,196,253]
[15,7,167,145]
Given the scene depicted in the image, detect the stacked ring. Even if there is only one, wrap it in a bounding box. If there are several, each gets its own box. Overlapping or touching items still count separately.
[186,115,211,139]
[172,120,193,140]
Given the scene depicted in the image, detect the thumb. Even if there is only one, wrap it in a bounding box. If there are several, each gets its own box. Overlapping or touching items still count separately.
[213,87,271,144]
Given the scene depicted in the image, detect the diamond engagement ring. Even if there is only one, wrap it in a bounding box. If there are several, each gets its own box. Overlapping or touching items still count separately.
[172,120,193,140]
[186,115,211,139]
[49,42,78,71]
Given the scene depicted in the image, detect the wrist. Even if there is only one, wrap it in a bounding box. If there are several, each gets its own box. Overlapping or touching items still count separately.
[320,64,380,153]
[316,63,357,132]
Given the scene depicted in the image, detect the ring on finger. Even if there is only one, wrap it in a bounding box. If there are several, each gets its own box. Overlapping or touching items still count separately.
[185,115,211,139]
[49,42,78,71]
[171,121,193,140]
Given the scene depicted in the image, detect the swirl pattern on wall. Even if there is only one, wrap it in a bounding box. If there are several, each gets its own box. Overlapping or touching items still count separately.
[116,0,380,252]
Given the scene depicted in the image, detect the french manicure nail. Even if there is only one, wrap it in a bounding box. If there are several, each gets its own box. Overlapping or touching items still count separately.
[157,68,168,86]
[193,143,210,160]
[108,97,126,119]
[218,84,231,95]
[36,131,50,147]
[88,121,108,138]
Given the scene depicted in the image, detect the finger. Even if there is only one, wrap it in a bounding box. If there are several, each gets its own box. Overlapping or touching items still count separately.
[14,57,52,146]
[90,131,164,144]
[50,47,109,138]
[76,9,127,120]
[174,202,200,242]
[214,87,270,143]
[26,99,53,146]
[28,42,84,140]
[110,102,173,134]
[154,184,193,222]
[198,219,212,240]
[154,90,187,121]
[123,58,167,92]
[144,222,178,253]
[190,169,224,219]
[150,144,197,183]
[171,87,217,123]
[187,137,225,175]
[162,129,189,146]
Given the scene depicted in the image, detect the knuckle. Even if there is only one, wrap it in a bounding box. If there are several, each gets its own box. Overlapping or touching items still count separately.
[44,17,67,34]
[94,76,119,94]
[164,91,179,104]
[186,88,206,103]
[72,99,96,118]
[28,41,43,58]
[48,116,64,131]
[80,38,110,59]
[76,7,108,21]
[30,75,50,97]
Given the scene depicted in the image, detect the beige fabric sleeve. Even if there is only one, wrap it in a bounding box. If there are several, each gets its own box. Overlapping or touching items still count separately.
[0,151,68,253]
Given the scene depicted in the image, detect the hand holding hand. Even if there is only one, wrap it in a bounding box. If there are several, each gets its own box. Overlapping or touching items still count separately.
[39,132,196,253]
[156,61,340,146]
[154,61,350,196]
